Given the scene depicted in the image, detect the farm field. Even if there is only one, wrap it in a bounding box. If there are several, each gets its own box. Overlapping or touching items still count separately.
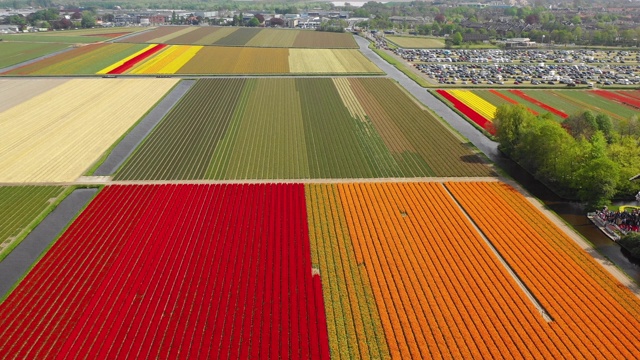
[0,42,68,69]
[0,184,330,359]
[2,43,380,75]
[4,43,148,75]
[3,182,639,358]
[386,35,445,49]
[0,27,144,44]
[308,181,640,358]
[0,78,178,182]
[0,186,67,260]
[435,88,640,135]
[118,26,357,48]
[114,78,492,180]
[447,181,640,358]
[0,79,69,112]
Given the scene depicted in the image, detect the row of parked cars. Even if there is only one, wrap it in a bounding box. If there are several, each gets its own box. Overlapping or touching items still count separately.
[415,61,639,86]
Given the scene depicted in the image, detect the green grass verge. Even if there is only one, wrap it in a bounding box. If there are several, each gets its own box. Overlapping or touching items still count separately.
[0,186,74,263]
[0,185,101,304]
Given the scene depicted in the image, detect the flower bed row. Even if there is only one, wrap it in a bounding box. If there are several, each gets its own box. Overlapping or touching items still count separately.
[591,89,640,109]
[436,90,495,135]
[488,90,539,115]
[107,44,168,74]
[0,184,330,359]
[508,90,568,118]
[446,181,640,359]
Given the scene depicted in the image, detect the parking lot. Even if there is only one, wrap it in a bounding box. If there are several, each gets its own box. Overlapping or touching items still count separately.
[393,48,640,86]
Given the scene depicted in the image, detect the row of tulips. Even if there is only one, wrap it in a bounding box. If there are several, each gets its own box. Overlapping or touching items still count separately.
[336,182,573,358]
[436,90,495,135]
[488,90,539,115]
[448,89,498,121]
[446,181,640,359]
[591,89,640,109]
[0,184,331,359]
[508,90,569,118]
[488,181,640,321]
[107,44,168,74]
[305,184,389,360]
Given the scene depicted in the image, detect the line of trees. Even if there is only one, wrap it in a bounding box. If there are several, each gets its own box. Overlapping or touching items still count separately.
[494,104,640,208]
[619,232,640,259]
[3,8,96,29]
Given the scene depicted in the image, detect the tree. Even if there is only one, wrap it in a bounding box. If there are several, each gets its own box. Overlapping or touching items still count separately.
[617,115,640,137]
[270,17,285,27]
[562,110,598,140]
[247,17,260,27]
[81,11,96,28]
[452,31,463,45]
[493,104,535,155]
[6,14,26,26]
[254,14,265,24]
[619,233,640,259]
[435,13,445,24]
[525,14,539,25]
[574,132,618,208]
[595,114,613,142]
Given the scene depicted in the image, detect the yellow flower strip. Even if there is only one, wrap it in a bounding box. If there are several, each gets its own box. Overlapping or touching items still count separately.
[158,45,202,73]
[96,44,157,74]
[129,45,203,74]
[449,90,497,121]
[128,45,183,74]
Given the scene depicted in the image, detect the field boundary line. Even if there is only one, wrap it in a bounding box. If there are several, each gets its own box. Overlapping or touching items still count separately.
[0,176,500,186]
[442,183,554,322]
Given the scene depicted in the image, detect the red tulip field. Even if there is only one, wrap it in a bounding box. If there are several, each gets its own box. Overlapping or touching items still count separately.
[0,184,330,359]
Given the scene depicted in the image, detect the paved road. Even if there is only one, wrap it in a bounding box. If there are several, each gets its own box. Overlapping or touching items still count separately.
[0,188,97,299]
[94,80,196,176]
[354,36,501,161]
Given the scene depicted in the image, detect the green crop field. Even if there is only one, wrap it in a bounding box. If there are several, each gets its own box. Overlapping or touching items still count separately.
[492,90,557,118]
[5,43,148,75]
[115,78,492,180]
[524,90,584,117]
[386,35,445,49]
[212,28,262,46]
[118,26,358,48]
[558,90,639,120]
[0,27,143,44]
[0,34,110,43]
[0,186,67,260]
[0,42,69,69]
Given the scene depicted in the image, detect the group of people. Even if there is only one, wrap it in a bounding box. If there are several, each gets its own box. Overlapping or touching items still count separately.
[597,206,640,233]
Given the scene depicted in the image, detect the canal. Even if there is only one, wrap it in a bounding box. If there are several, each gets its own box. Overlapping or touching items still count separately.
[494,153,640,285]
